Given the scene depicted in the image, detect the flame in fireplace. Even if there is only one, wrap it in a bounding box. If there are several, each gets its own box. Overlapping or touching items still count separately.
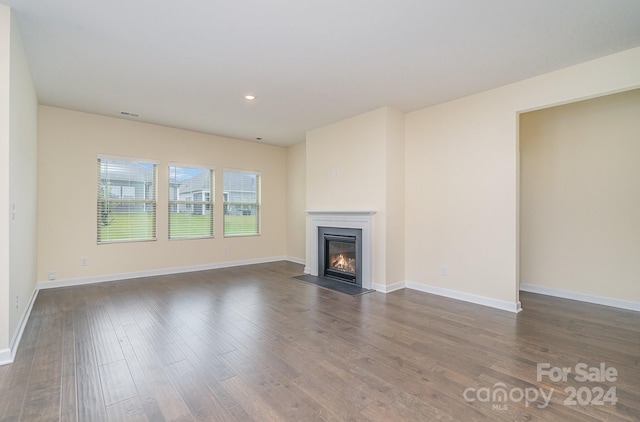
[331,253,356,273]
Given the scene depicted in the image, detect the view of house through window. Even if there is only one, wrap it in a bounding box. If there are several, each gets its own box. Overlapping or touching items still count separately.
[169,165,215,239]
[223,169,260,236]
[98,155,157,243]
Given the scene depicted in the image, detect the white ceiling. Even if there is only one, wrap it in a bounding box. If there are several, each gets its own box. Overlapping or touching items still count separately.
[4,0,640,146]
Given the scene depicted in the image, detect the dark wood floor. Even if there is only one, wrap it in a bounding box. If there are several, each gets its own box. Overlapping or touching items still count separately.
[0,261,638,421]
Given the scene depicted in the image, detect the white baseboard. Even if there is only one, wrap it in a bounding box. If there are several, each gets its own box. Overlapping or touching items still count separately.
[298,272,520,312]
[0,348,10,365]
[520,284,640,312]
[372,281,406,293]
[303,266,311,274]
[0,287,39,366]
[37,256,289,290]
[406,281,522,313]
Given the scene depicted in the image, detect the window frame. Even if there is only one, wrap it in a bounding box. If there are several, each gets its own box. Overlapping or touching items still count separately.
[97,154,158,244]
[223,168,261,237]
[168,163,215,240]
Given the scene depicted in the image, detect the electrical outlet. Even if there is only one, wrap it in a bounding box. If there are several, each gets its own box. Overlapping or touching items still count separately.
[441,265,448,276]
[223,246,229,254]
[15,295,19,309]
[81,257,88,266]
[48,271,57,280]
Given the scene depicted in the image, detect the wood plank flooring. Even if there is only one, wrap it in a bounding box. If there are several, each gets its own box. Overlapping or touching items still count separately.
[0,261,638,421]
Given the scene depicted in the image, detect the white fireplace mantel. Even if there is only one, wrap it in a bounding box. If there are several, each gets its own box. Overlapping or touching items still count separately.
[305,210,376,289]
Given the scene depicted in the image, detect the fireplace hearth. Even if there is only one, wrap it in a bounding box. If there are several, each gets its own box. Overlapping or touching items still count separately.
[318,227,362,286]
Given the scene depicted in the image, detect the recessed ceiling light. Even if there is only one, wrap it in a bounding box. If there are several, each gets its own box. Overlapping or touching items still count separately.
[244,94,256,101]
[256,137,263,141]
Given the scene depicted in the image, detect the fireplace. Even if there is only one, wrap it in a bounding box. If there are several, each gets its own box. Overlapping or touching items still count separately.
[318,227,362,286]
[306,211,374,289]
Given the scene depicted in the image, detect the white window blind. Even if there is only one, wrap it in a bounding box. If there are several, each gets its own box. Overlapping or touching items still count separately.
[169,165,215,239]
[223,169,260,236]
[97,156,157,243]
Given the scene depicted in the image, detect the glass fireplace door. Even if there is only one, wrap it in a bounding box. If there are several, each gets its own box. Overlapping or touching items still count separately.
[324,236,357,283]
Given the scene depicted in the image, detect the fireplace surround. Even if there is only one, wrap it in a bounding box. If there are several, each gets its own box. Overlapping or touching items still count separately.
[306,211,375,290]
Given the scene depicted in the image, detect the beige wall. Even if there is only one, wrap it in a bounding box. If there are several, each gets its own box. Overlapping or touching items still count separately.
[405,47,640,306]
[406,95,519,303]
[306,107,404,287]
[384,108,405,286]
[0,5,11,352]
[0,6,38,356]
[9,13,38,340]
[285,141,306,261]
[520,89,640,302]
[37,106,287,283]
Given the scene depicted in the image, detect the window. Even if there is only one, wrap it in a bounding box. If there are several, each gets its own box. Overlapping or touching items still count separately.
[223,169,260,236]
[98,155,157,243]
[169,165,214,239]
